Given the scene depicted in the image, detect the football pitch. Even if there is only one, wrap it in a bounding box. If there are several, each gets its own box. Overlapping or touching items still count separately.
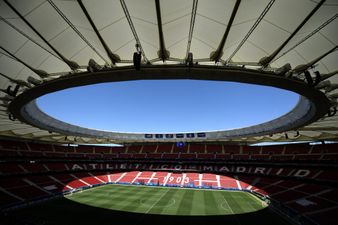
[3,184,293,225]
[68,184,267,215]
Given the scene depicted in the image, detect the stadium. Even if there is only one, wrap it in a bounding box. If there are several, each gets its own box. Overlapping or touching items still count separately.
[0,0,338,225]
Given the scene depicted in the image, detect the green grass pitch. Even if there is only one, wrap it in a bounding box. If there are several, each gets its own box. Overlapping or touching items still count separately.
[3,184,293,225]
[68,184,267,215]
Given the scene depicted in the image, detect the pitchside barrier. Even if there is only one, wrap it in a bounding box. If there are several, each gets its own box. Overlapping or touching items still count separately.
[0,183,107,212]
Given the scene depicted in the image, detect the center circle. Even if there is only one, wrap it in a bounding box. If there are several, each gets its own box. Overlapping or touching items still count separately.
[36,80,299,133]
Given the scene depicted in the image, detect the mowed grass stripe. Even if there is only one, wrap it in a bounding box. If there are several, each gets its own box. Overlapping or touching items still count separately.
[99,185,148,209]
[226,192,249,214]
[190,189,206,215]
[72,185,146,209]
[109,186,162,210]
[66,185,128,204]
[236,192,257,213]
[72,186,141,209]
[118,186,168,213]
[160,188,186,215]
[147,188,179,215]
[176,188,195,215]
[204,190,222,215]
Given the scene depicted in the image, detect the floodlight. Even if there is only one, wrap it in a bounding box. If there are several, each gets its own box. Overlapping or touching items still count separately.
[133,52,141,70]
[6,85,20,97]
[275,63,291,76]
[27,76,43,86]
[325,83,338,93]
[187,52,193,67]
[87,59,102,72]
[316,80,331,89]
[304,71,313,86]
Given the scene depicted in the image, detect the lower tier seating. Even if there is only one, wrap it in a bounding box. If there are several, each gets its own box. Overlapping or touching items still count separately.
[1,170,337,225]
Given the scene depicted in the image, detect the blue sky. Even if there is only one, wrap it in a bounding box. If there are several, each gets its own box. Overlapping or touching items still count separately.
[37,80,299,133]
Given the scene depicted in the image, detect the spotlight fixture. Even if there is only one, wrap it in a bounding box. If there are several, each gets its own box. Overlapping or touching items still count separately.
[133,44,142,71]
[294,131,300,138]
[313,71,321,86]
[304,70,314,86]
[319,70,338,81]
[0,95,14,101]
[328,97,338,108]
[27,76,43,86]
[87,59,102,72]
[327,107,337,117]
[325,83,338,93]
[329,93,338,99]
[284,133,289,139]
[8,114,15,121]
[316,80,331,89]
[186,52,193,67]
[0,72,32,88]
[133,52,141,70]
[6,85,20,97]
[275,63,291,76]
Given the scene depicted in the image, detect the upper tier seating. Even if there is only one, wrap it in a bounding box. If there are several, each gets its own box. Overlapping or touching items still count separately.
[1,140,338,162]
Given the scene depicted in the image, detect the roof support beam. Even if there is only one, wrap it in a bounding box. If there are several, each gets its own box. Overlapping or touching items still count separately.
[259,0,326,67]
[0,72,32,88]
[186,0,198,60]
[3,0,80,70]
[77,0,120,65]
[48,0,110,65]
[120,0,149,63]
[210,0,241,62]
[155,0,169,61]
[293,45,337,74]
[0,15,62,61]
[272,13,338,63]
[320,70,338,82]
[226,0,275,64]
[0,46,49,78]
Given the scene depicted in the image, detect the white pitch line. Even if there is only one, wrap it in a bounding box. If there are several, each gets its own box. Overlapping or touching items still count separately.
[222,195,242,225]
[222,195,235,215]
[144,188,170,214]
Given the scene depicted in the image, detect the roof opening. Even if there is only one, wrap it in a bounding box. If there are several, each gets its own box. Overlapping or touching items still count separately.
[37,80,299,133]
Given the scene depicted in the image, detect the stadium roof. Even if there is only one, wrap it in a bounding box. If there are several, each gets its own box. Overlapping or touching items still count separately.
[0,0,337,144]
